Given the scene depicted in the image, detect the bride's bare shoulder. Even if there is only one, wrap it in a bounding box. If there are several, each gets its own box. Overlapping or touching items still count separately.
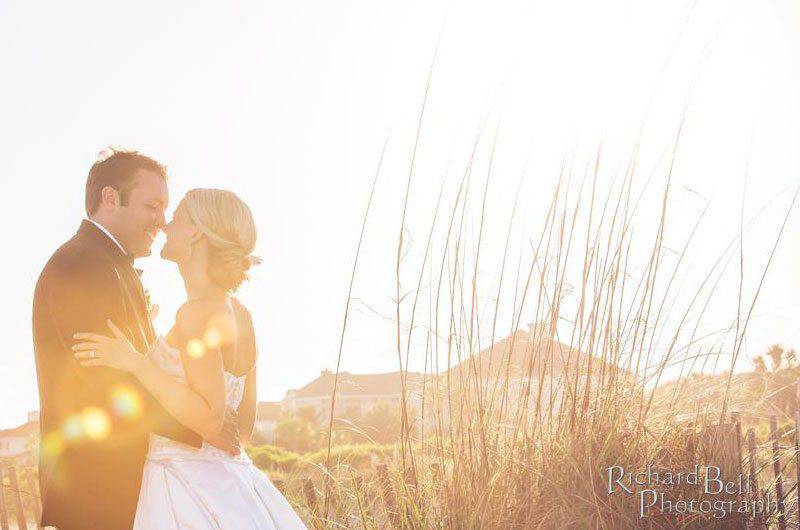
[229,297,253,321]
[175,297,236,346]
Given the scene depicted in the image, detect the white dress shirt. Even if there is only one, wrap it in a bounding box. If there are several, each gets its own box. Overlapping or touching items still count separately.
[86,218,128,256]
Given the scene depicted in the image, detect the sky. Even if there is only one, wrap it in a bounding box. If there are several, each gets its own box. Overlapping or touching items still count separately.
[0,0,799,428]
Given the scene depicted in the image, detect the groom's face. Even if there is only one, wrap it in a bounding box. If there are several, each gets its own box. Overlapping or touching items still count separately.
[113,169,169,258]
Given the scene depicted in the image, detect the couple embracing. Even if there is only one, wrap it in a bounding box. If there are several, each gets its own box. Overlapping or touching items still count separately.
[32,149,308,529]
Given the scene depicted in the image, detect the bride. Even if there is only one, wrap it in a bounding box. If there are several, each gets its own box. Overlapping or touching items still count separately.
[72,188,308,529]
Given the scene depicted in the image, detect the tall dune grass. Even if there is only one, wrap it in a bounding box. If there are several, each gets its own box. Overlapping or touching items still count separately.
[292,126,799,529]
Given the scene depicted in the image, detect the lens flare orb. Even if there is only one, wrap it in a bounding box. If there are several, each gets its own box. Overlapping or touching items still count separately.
[81,407,111,440]
[111,385,143,419]
[186,338,206,359]
[204,325,223,348]
[62,414,84,440]
[42,431,65,457]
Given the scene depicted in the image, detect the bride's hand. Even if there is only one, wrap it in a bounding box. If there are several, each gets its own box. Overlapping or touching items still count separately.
[204,407,242,457]
[73,320,146,373]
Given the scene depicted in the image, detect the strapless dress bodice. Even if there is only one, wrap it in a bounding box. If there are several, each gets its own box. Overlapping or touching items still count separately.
[134,339,308,529]
[145,336,249,462]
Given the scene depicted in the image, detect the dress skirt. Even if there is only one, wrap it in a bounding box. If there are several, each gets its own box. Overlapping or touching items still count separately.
[133,443,308,530]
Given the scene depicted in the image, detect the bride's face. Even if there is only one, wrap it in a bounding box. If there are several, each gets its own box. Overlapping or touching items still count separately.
[160,201,198,263]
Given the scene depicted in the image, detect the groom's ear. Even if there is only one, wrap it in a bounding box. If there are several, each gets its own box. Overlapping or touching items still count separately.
[99,186,121,210]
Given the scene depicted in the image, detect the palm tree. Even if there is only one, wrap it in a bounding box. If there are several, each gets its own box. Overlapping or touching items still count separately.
[787,349,797,367]
[752,356,767,374]
[767,344,785,372]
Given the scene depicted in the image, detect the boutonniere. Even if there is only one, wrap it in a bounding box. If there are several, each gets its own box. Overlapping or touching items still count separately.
[144,288,159,322]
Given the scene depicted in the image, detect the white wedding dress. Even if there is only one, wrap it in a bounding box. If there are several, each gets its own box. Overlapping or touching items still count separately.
[133,336,308,530]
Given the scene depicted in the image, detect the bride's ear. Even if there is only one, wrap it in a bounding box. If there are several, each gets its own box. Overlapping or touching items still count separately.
[188,227,205,255]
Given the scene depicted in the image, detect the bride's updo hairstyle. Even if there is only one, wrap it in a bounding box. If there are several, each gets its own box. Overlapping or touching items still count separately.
[183,188,261,292]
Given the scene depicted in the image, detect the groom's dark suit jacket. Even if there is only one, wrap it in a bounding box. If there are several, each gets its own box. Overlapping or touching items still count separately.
[32,220,201,530]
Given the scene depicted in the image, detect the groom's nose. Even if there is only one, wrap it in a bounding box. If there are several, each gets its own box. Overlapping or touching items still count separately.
[155,210,167,230]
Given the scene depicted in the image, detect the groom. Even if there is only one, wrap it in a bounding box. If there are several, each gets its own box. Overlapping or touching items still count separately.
[32,149,236,530]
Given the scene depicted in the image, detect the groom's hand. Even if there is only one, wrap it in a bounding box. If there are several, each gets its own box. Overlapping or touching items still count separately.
[207,406,241,456]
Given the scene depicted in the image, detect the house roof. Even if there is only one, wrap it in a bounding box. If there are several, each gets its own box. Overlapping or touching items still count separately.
[284,325,631,401]
[448,323,631,382]
[0,420,38,439]
[289,370,425,398]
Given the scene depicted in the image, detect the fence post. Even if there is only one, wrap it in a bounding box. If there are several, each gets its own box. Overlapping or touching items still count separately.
[402,466,419,523]
[770,415,786,530]
[7,467,28,530]
[303,478,317,512]
[685,423,696,458]
[795,380,800,528]
[24,467,41,529]
[730,412,744,478]
[747,428,762,528]
[0,466,9,530]
[376,463,401,528]
[728,413,747,528]
[430,461,443,519]
[302,477,319,528]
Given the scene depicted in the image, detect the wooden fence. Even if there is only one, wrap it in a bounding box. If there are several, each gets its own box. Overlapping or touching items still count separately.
[744,409,800,530]
[0,465,42,530]
[292,409,800,529]
[7,398,800,529]
[676,406,800,529]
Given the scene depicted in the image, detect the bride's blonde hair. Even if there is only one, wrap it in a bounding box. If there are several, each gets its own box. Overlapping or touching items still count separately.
[182,188,261,292]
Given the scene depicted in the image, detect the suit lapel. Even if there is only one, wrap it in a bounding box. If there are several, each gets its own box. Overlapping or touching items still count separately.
[77,221,155,348]
[117,263,154,346]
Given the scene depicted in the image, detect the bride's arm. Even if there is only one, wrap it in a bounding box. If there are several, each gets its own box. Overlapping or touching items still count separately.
[73,302,229,446]
[236,368,257,445]
[130,347,226,443]
[169,301,231,448]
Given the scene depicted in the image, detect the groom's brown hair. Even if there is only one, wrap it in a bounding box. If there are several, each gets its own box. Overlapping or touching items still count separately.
[85,147,169,215]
